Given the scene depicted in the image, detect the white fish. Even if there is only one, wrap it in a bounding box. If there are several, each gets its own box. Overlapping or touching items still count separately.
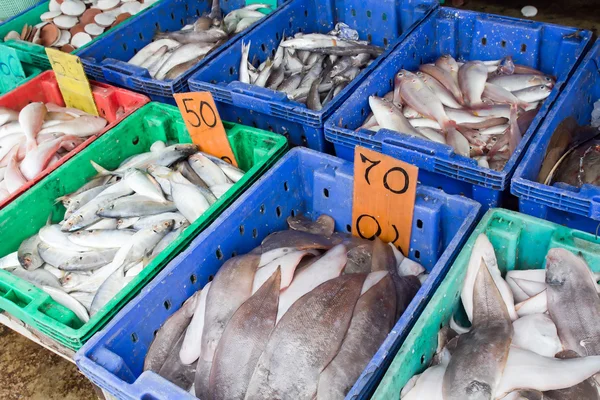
[0,251,19,269]
[401,363,446,400]
[155,43,213,80]
[188,153,231,187]
[252,250,318,294]
[128,39,181,66]
[68,229,136,249]
[170,182,210,223]
[240,41,251,84]
[42,285,89,323]
[496,346,600,396]
[512,313,562,357]
[124,168,167,203]
[37,116,107,137]
[19,102,47,151]
[39,224,93,252]
[276,244,347,322]
[180,282,212,365]
[515,290,547,317]
[0,107,18,126]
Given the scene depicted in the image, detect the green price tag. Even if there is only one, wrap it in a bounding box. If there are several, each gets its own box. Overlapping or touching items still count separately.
[0,44,26,93]
[245,0,277,14]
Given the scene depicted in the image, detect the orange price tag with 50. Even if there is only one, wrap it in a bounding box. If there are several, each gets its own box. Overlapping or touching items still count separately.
[352,146,418,256]
[174,92,238,167]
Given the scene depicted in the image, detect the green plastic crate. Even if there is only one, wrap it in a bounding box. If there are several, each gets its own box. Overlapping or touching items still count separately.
[0,0,162,70]
[0,61,44,94]
[0,101,288,351]
[373,208,600,399]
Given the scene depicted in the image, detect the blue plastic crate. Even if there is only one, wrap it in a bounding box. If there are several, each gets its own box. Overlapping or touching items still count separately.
[511,40,600,234]
[324,6,593,211]
[188,0,438,151]
[77,0,286,104]
[74,148,480,400]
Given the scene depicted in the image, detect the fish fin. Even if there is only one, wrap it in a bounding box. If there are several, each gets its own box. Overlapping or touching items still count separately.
[26,139,37,152]
[89,160,112,177]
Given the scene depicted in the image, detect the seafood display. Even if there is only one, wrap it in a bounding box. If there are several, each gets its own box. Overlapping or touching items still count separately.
[359,55,554,171]
[401,234,600,400]
[0,103,108,202]
[144,214,426,398]
[0,140,245,323]
[128,3,273,80]
[3,0,159,51]
[238,24,383,110]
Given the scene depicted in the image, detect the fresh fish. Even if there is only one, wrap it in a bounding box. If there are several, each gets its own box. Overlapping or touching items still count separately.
[458,61,489,108]
[37,116,107,137]
[124,168,167,203]
[515,290,548,317]
[287,214,335,237]
[132,213,187,231]
[543,350,600,400]
[316,273,396,399]
[90,264,129,315]
[513,85,552,103]
[39,224,92,252]
[37,243,118,271]
[202,153,244,183]
[4,147,27,194]
[417,71,463,109]
[401,364,446,400]
[194,253,261,399]
[483,82,529,109]
[97,195,177,218]
[180,282,212,365]
[546,248,600,356]
[42,285,89,323]
[0,251,19,270]
[170,182,210,223]
[18,234,43,270]
[12,265,61,289]
[208,269,281,400]
[511,313,562,357]
[488,74,554,91]
[188,153,231,187]
[496,346,600,396]
[19,102,46,150]
[240,41,251,84]
[128,39,181,66]
[157,330,196,391]
[156,28,227,45]
[260,229,338,252]
[155,44,213,80]
[209,183,232,199]
[419,63,464,105]
[144,290,201,372]
[68,229,136,249]
[252,249,317,294]
[444,260,513,400]
[369,96,424,138]
[0,107,18,126]
[245,274,365,400]
[174,161,209,189]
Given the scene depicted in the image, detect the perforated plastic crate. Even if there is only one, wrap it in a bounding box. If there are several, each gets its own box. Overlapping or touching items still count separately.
[189,0,438,150]
[325,6,592,210]
[78,0,286,103]
[512,40,600,234]
[0,70,149,209]
[75,147,480,400]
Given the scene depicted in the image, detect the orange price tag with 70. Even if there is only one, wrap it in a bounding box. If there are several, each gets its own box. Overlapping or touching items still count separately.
[174,92,238,167]
[352,146,418,256]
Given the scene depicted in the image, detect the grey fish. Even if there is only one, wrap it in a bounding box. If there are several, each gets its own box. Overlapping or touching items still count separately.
[278,73,303,95]
[174,161,209,189]
[316,273,396,399]
[90,264,128,315]
[266,67,285,90]
[12,265,61,289]
[345,244,373,274]
[151,225,186,258]
[260,229,340,253]
[194,253,261,399]
[287,214,335,237]
[144,290,201,372]
[158,330,197,391]
[245,273,365,400]
[546,248,600,356]
[442,261,513,400]
[37,243,118,271]
[18,234,44,270]
[97,195,177,218]
[156,28,228,45]
[68,229,137,249]
[208,268,281,400]
[171,182,210,223]
[132,213,187,231]
[307,76,324,111]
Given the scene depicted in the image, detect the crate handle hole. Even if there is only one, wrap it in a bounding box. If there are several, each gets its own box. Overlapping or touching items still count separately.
[383,38,388,46]
[367,10,371,17]
[304,10,308,17]
[284,181,289,191]
[229,67,234,75]
[153,329,158,337]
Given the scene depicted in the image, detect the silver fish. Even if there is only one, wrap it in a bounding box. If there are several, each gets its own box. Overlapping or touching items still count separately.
[97,195,177,218]
[17,234,44,270]
[37,243,118,271]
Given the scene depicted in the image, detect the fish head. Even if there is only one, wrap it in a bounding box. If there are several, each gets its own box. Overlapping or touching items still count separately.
[17,253,34,268]
[173,144,200,157]
[532,75,555,88]
[437,54,459,71]
[546,248,592,289]
[62,214,82,231]
[463,380,493,400]
[152,219,175,234]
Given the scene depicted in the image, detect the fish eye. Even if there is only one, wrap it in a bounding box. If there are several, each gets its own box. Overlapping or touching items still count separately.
[545,76,551,81]
[540,85,545,89]
[397,72,404,77]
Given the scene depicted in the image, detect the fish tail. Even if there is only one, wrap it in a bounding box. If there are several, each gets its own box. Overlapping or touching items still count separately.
[25,138,37,153]
[89,160,111,176]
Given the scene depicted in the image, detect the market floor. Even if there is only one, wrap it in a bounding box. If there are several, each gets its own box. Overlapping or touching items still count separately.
[0,325,96,400]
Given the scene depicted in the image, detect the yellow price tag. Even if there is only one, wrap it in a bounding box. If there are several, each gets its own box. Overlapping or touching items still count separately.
[45,48,98,116]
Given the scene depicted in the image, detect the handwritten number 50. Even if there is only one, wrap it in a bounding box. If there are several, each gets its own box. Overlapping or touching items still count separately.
[182,98,217,129]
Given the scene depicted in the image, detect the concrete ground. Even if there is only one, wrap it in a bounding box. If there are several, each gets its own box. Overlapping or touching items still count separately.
[0,1,599,399]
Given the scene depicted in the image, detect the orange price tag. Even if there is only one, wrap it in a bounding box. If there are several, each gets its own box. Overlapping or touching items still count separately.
[352,146,418,256]
[174,92,238,166]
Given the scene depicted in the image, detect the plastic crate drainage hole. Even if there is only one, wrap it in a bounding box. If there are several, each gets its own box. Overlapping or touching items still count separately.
[163,300,171,310]
[216,247,223,260]
[190,274,197,284]
[131,333,138,343]
[323,188,329,198]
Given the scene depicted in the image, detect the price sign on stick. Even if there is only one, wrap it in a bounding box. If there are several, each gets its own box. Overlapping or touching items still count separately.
[352,146,418,256]
[174,92,238,167]
[46,48,99,116]
[0,44,26,93]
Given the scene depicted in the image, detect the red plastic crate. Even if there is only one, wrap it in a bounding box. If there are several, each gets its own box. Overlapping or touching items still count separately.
[0,70,150,209]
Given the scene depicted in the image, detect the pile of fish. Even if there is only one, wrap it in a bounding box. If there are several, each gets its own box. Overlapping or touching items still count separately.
[0,140,245,324]
[360,55,555,171]
[128,2,273,80]
[0,103,108,202]
[144,215,427,399]
[401,234,600,399]
[3,0,158,51]
[537,107,600,188]
[239,23,383,111]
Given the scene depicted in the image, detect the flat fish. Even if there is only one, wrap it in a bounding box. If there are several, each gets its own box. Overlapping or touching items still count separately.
[316,273,396,399]
[286,214,335,237]
[208,269,281,400]
[546,248,600,356]
[158,330,197,392]
[194,253,260,399]
[401,364,446,400]
[180,282,212,365]
[443,261,513,400]
[245,274,365,400]
[144,290,201,372]
[260,229,340,253]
